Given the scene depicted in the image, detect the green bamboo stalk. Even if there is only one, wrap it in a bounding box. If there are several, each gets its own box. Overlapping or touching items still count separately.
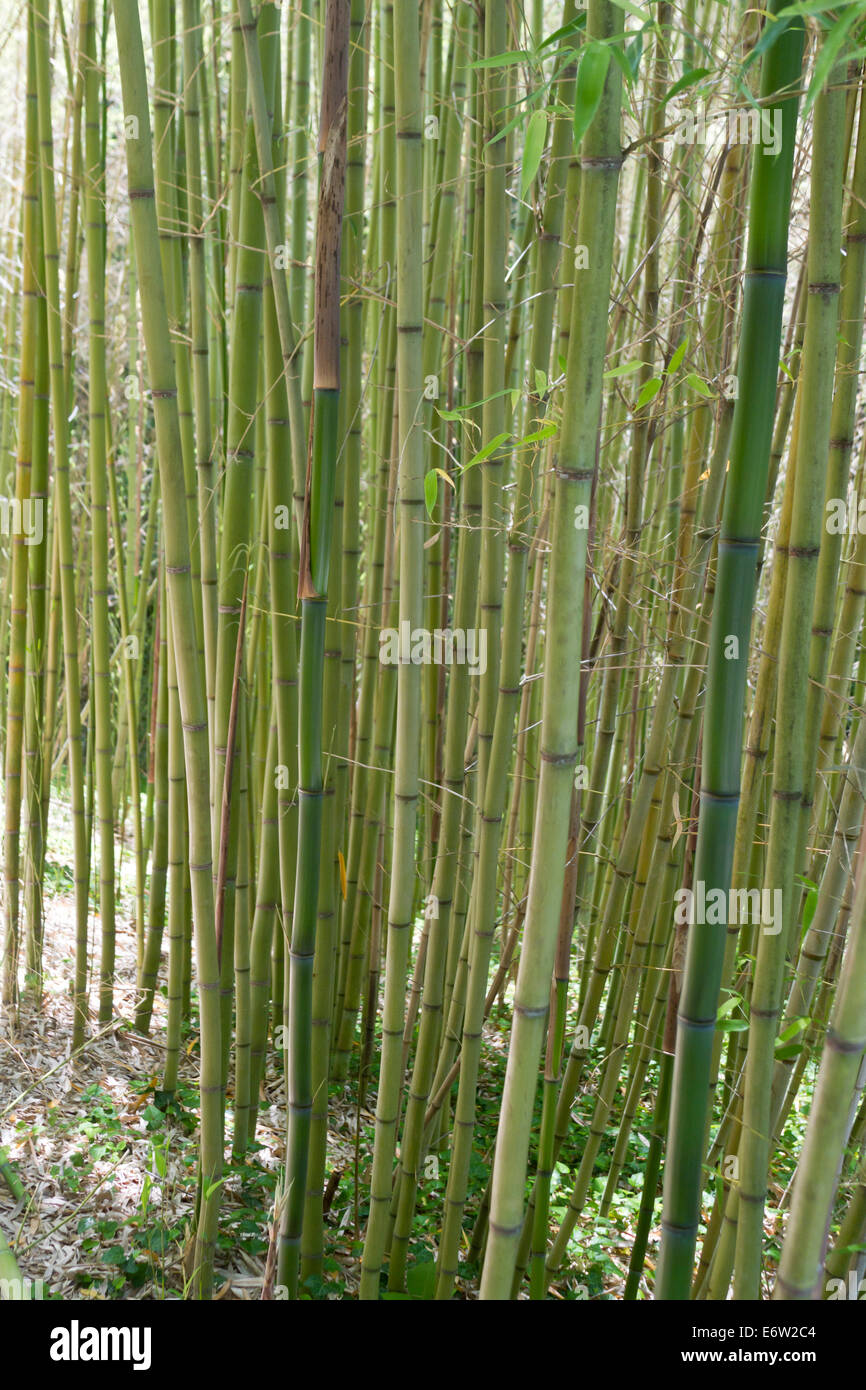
[656,1,804,1299]
[111,0,222,1298]
[277,0,349,1299]
[359,0,426,1299]
[3,1,39,1011]
[34,0,91,1051]
[480,0,623,1300]
[733,62,846,1301]
[81,0,117,1025]
[774,811,866,1300]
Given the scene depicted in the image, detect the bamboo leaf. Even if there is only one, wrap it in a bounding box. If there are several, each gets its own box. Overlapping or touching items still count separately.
[779,357,796,382]
[803,882,818,932]
[777,0,863,16]
[625,30,646,81]
[521,110,548,196]
[608,0,653,21]
[685,372,714,397]
[776,1016,809,1044]
[514,424,557,447]
[573,42,611,148]
[635,376,662,410]
[470,50,532,70]
[537,14,588,51]
[424,470,438,517]
[484,103,539,151]
[663,67,712,104]
[667,337,688,374]
[438,388,515,421]
[603,359,646,379]
[463,431,511,470]
[607,41,639,89]
[803,7,863,115]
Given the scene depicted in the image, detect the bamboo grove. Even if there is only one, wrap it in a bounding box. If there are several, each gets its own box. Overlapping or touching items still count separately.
[2,0,866,1304]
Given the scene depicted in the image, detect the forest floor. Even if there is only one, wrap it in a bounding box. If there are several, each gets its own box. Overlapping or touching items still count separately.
[0,797,372,1300]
